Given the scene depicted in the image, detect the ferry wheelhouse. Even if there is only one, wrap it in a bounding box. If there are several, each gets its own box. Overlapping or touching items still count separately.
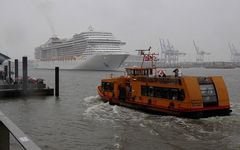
[97,49,232,118]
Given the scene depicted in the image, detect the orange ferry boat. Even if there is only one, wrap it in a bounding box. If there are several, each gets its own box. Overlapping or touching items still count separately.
[97,49,232,118]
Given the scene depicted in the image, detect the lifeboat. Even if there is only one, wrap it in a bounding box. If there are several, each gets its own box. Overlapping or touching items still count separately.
[97,49,232,118]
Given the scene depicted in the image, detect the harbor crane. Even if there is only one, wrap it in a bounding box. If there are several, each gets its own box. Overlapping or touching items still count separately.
[160,39,186,65]
[193,40,210,63]
[228,43,240,62]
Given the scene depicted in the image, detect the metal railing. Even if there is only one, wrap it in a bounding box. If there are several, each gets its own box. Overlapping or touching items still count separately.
[0,110,41,150]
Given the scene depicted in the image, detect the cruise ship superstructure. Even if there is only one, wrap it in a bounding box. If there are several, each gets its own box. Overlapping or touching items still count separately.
[35,27,128,70]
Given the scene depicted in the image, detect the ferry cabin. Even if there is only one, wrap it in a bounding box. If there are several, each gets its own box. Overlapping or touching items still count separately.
[98,67,231,117]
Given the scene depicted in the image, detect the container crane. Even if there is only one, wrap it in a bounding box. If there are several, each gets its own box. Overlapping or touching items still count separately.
[193,40,210,63]
[228,43,240,62]
[160,39,186,65]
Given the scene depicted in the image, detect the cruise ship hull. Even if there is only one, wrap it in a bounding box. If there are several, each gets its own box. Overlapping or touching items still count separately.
[35,54,129,71]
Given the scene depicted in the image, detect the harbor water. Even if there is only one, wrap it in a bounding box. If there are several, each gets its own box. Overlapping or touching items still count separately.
[0,68,240,150]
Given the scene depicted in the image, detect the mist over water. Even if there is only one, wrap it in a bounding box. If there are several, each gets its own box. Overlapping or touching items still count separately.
[32,0,56,35]
[0,68,240,150]
[1,0,240,61]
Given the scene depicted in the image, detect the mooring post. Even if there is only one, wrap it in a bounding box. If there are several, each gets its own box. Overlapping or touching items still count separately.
[8,61,11,83]
[55,67,59,97]
[0,122,9,150]
[22,56,28,93]
[14,59,18,81]
[4,65,8,81]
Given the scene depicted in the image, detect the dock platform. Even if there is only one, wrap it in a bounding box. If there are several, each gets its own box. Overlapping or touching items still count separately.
[0,88,54,97]
[0,56,55,98]
[0,79,54,97]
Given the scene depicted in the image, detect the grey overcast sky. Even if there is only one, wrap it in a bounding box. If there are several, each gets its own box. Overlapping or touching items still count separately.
[0,0,240,61]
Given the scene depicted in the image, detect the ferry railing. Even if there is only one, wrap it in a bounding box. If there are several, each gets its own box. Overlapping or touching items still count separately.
[0,110,41,150]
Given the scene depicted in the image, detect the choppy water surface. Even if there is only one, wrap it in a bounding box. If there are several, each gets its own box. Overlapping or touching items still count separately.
[0,68,240,150]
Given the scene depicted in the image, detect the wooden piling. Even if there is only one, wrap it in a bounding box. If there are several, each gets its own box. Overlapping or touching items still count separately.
[55,67,59,97]
[4,66,7,80]
[8,61,11,83]
[22,57,28,93]
[14,59,18,81]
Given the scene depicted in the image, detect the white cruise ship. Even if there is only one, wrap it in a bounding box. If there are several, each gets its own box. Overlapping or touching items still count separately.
[34,27,128,70]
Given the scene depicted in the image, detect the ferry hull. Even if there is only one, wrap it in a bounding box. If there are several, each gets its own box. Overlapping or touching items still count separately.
[99,97,231,118]
[97,85,232,119]
[116,101,231,118]
[35,54,128,71]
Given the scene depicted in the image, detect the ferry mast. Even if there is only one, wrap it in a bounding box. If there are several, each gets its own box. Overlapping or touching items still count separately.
[136,47,159,68]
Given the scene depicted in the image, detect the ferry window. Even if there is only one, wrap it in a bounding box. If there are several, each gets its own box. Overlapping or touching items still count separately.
[126,70,131,75]
[141,86,149,96]
[131,70,134,75]
[178,89,185,101]
[102,82,114,92]
[149,69,153,75]
[154,87,161,98]
[168,88,185,101]
[149,86,154,97]
[138,70,142,75]
[133,70,136,76]
[135,70,142,76]
[153,87,168,99]
[135,70,139,75]
[141,86,154,97]
[127,69,135,76]
[141,86,185,101]
[169,89,178,100]
[160,88,169,99]
[144,70,148,75]
[200,84,218,106]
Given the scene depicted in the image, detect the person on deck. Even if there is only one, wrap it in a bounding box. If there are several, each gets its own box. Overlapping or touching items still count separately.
[173,68,182,77]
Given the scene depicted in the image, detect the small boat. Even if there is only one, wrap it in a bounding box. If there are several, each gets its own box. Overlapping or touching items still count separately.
[97,48,232,118]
